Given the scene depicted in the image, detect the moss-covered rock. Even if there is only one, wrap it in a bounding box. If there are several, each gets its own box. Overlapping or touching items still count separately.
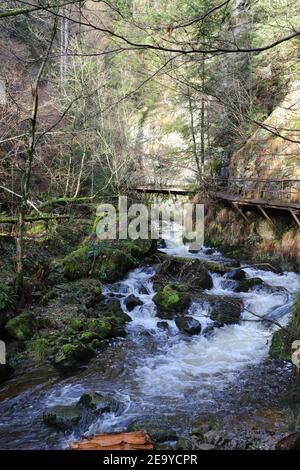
[153,284,191,319]
[43,405,82,430]
[5,311,37,341]
[52,340,95,371]
[62,245,91,279]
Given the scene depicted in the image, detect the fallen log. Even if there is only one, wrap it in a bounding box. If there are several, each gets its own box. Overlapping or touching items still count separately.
[69,431,154,451]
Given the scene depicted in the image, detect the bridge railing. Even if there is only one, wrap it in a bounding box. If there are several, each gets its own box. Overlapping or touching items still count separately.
[204,177,300,203]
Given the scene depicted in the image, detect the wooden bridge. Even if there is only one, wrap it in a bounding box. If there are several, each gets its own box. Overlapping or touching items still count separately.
[130,177,300,227]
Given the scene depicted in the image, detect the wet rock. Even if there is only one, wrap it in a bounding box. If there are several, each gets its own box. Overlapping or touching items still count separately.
[157,321,169,331]
[209,297,243,324]
[155,258,213,290]
[275,432,300,450]
[128,420,177,443]
[225,269,246,281]
[0,363,13,384]
[153,284,191,319]
[78,391,119,414]
[234,277,263,293]
[124,295,143,312]
[43,405,82,430]
[175,316,201,335]
[5,311,37,341]
[204,430,226,447]
[196,443,215,450]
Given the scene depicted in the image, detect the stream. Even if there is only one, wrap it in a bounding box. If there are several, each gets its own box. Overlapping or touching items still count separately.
[0,234,299,449]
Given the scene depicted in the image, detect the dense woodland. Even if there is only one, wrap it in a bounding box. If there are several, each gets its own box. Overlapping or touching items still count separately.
[0,0,300,452]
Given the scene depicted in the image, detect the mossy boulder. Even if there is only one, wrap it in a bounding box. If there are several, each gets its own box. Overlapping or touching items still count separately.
[47,279,104,307]
[62,245,91,279]
[175,316,201,335]
[43,405,82,430]
[234,277,263,293]
[5,311,37,341]
[62,237,156,283]
[153,284,191,319]
[52,341,94,371]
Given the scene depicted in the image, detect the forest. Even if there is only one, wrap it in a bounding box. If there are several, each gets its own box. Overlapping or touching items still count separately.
[0,0,300,454]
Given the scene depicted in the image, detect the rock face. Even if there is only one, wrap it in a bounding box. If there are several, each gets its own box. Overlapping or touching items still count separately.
[175,316,201,335]
[43,405,82,430]
[153,284,191,319]
[209,297,243,324]
[124,295,143,311]
[5,311,36,341]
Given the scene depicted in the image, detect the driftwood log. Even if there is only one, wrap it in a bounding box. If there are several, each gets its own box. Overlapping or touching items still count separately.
[69,431,154,451]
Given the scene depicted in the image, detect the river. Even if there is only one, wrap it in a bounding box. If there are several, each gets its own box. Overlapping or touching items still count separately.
[0,234,299,449]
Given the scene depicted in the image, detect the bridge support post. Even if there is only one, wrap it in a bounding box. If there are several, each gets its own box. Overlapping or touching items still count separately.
[232,202,250,224]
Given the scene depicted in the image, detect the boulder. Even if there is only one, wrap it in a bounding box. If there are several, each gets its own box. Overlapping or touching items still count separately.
[234,277,263,293]
[124,295,143,312]
[5,311,37,341]
[157,321,169,331]
[225,269,246,281]
[78,391,119,414]
[175,316,201,335]
[209,297,243,324]
[43,405,82,430]
[153,284,191,319]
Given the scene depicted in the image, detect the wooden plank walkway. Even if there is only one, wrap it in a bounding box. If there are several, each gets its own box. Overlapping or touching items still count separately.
[212,191,300,212]
[131,185,195,195]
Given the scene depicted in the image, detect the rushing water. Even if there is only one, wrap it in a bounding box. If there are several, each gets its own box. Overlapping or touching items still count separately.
[0,235,299,449]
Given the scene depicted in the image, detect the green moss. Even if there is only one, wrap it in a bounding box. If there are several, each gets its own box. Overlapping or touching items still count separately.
[153,284,191,316]
[62,245,91,279]
[269,329,291,361]
[5,311,36,341]
[61,343,77,355]
[68,318,84,331]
